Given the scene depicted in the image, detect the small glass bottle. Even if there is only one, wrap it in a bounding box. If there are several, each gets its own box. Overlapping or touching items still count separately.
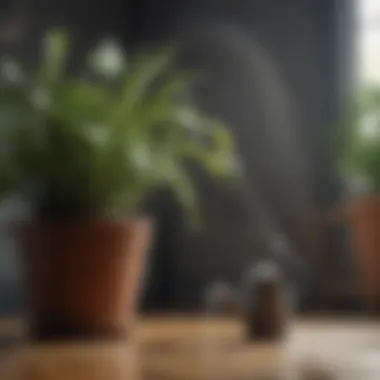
[203,281,240,316]
[244,260,290,341]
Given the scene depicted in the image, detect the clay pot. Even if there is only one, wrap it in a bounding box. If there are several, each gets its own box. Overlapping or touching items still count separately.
[15,218,152,342]
[348,196,380,311]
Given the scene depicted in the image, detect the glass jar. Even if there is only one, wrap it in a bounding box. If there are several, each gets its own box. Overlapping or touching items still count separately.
[244,260,290,341]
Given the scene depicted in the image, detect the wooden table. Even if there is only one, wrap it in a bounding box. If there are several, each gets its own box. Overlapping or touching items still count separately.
[1,316,380,379]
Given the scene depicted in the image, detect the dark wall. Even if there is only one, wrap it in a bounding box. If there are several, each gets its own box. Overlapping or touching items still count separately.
[125,0,352,310]
[126,0,347,207]
[0,0,352,313]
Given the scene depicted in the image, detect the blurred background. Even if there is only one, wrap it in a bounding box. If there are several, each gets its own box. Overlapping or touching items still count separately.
[0,0,374,318]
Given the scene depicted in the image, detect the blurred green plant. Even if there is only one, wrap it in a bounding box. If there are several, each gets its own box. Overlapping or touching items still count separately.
[0,29,239,220]
[337,85,380,193]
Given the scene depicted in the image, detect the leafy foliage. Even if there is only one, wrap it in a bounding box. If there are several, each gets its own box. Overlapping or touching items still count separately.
[339,85,380,193]
[0,29,238,219]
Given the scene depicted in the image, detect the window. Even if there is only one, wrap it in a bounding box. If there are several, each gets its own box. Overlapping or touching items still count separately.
[359,0,380,83]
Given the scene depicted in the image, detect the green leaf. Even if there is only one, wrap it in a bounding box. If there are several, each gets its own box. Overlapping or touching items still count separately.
[338,85,380,192]
[164,161,200,227]
[39,28,69,86]
[0,28,238,222]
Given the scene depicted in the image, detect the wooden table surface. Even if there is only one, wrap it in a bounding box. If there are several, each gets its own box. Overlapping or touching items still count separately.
[1,316,380,379]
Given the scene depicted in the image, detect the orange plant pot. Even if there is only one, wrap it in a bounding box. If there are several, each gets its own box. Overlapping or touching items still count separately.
[348,196,380,310]
[15,219,152,342]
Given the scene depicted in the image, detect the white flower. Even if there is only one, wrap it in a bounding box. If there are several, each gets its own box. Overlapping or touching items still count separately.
[129,146,150,169]
[89,39,126,78]
[360,114,380,140]
[88,125,108,145]
[31,87,52,111]
[0,58,24,84]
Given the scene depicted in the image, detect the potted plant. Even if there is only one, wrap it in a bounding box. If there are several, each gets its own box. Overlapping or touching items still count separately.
[339,86,380,311]
[0,29,237,341]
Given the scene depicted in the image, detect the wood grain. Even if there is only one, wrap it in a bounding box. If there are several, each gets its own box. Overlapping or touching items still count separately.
[1,317,380,379]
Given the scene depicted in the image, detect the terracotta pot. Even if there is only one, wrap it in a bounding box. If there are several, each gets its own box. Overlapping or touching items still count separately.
[348,196,380,311]
[15,218,152,342]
